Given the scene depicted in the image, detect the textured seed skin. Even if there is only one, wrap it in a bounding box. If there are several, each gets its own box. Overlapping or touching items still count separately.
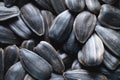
[78,34,104,66]
[63,31,81,55]
[4,45,19,74]
[73,11,96,43]
[50,0,66,14]
[21,40,35,51]
[0,25,19,44]
[34,41,65,74]
[64,70,108,80]
[4,0,16,7]
[103,50,120,70]
[21,3,45,36]
[65,0,85,12]
[49,10,74,44]
[85,0,101,14]
[5,62,26,80]
[98,4,120,29]
[0,48,4,80]
[19,48,53,80]
[0,2,20,21]
[95,25,120,57]
[10,16,32,39]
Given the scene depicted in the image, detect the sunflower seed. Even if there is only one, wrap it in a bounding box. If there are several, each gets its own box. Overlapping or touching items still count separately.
[95,24,120,57]
[19,48,53,80]
[0,25,19,44]
[103,50,120,70]
[34,41,65,74]
[21,40,36,51]
[63,69,108,80]
[100,66,120,80]
[49,10,74,44]
[73,11,96,43]
[98,4,120,29]
[78,34,104,66]
[85,0,101,14]
[5,62,26,80]
[21,3,45,36]
[0,2,20,21]
[9,16,32,39]
[4,45,19,74]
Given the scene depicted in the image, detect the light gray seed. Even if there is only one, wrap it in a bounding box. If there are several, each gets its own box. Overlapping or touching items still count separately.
[85,0,101,14]
[78,34,104,66]
[73,11,96,43]
[0,2,20,21]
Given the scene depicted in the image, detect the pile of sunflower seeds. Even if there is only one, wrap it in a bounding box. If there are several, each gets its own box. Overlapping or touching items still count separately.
[0,0,120,80]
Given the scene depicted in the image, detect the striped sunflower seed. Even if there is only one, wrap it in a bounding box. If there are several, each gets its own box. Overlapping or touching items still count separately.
[9,16,32,39]
[103,50,120,70]
[98,4,120,29]
[0,25,20,44]
[78,34,104,66]
[0,2,20,21]
[19,48,53,80]
[85,0,101,14]
[49,10,74,44]
[5,62,26,80]
[63,69,108,80]
[4,45,19,74]
[73,11,96,43]
[95,24,120,57]
[34,41,65,74]
[21,3,45,36]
